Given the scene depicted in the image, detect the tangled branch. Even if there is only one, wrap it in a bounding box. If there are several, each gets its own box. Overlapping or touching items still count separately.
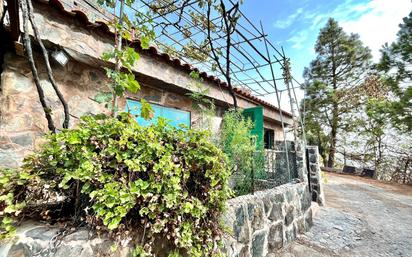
[20,0,56,132]
[26,0,70,129]
[20,0,70,132]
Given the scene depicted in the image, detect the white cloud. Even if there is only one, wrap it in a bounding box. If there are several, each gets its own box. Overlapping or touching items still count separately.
[273,8,304,29]
[288,30,309,49]
[285,0,373,50]
[305,0,373,30]
[287,0,411,59]
[340,0,412,61]
[281,0,411,108]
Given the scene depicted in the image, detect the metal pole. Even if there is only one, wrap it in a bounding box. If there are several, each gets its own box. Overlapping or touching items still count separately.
[282,52,299,148]
[251,151,255,194]
[260,21,291,182]
[290,79,307,145]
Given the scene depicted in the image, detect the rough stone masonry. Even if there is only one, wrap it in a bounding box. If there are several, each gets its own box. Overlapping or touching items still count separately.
[222,182,313,257]
[0,182,313,257]
[306,146,325,206]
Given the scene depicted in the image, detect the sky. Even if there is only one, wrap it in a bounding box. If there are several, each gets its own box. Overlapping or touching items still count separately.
[239,0,412,111]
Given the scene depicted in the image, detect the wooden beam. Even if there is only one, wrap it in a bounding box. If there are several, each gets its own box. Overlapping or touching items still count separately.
[6,0,20,41]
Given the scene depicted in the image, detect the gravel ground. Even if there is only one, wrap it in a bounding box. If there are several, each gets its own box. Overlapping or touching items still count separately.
[278,173,412,257]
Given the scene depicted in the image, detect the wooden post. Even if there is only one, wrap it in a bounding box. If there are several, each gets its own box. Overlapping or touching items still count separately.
[6,0,20,42]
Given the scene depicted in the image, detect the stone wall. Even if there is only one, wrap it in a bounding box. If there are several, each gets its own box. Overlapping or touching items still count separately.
[0,182,312,257]
[262,141,306,189]
[0,222,132,257]
[222,182,312,257]
[0,51,285,168]
[306,146,325,206]
[0,53,108,168]
[0,52,207,168]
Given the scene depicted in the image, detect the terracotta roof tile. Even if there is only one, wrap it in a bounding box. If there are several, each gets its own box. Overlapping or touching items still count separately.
[40,0,292,118]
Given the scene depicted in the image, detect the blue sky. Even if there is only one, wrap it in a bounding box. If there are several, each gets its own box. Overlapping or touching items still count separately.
[242,0,411,80]
[239,0,411,110]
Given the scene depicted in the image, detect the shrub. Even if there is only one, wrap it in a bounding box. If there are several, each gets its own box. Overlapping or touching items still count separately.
[219,110,264,195]
[0,113,231,256]
[0,168,32,238]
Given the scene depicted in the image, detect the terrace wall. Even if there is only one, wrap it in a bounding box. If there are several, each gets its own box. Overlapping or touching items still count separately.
[0,182,313,257]
[222,182,312,257]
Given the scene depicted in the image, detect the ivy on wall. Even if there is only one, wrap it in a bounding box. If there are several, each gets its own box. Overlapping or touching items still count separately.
[0,113,231,256]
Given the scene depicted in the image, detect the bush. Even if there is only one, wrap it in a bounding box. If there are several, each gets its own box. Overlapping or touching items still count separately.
[0,168,32,238]
[219,110,263,195]
[0,113,231,256]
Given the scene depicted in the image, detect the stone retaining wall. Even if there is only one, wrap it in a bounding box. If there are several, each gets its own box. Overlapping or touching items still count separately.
[306,146,325,206]
[0,222,131,257]
[222,182,312,257]
[0,182,312,257]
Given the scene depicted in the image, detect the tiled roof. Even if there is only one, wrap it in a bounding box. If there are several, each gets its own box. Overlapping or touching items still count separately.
[41,0,293,118]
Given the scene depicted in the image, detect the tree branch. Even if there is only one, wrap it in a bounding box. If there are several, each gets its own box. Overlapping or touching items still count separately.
[206,1,238,109]
[20,0,56,133]
[26,0,70,129]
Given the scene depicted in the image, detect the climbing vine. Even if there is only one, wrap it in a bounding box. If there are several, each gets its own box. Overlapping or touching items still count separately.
[187,71,217,133]
[0,113,231,256]
[96,0,155,117]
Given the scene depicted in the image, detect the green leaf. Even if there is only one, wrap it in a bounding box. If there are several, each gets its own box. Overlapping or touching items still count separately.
[95,92,113,104]
[125,74,140,93]
[182,202,193,213]
[68,133,81,144]
[140,36,150,49]
[140,99,153,120]
[107,216,122,230]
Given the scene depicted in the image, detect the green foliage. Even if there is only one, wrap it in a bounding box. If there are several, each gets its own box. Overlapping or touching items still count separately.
[139,99,154,120]
[1,114,231,256]
[378,11,412,84]
[102,47,142,98]
[0,169,32,239]
[303,18,372,167]
[377,11,412,132]
[219,110,260,195]
[132,246,151,257]
[187,71,217,132]
[97,0,156,114]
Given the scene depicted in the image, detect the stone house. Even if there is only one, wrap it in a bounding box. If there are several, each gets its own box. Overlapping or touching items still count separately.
[0,0,293,168]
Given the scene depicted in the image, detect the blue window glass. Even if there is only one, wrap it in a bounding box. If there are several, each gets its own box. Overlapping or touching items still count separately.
[126,99,191,128]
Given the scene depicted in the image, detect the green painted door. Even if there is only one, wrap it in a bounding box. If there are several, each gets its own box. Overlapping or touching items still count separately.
[243,106,264,149]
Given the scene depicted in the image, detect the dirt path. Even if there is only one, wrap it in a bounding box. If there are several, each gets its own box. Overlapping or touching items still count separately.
[278,173,412,257]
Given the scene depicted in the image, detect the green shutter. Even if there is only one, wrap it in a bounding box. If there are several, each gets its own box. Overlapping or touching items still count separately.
[243,106,264,149]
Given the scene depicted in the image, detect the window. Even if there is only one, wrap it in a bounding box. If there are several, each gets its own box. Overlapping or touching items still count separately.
[264,128,274,149]
[126,99,191,128]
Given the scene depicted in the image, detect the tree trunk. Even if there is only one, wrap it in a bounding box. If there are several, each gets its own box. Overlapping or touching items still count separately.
[27,0,70,129]
[20,0,56,133]
[374,136,383,179]
[403,159,410,184]
[327,119,337,168]
[0,1,3,19]
[327,44,338,168]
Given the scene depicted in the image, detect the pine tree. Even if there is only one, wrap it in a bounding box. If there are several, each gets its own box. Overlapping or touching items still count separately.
[303,18,372,168]
[377,11,412,132]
